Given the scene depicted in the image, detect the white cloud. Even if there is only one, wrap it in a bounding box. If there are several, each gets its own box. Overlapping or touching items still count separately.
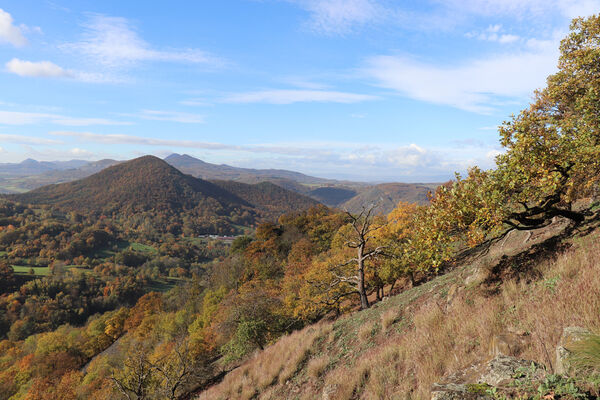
[62,14,222,69]
[0,134,62,145]
[137,110,205,124]
[290,0,385,35]
[6,59,72,78]
[222,89,378,104]
[0,9,27,47]
[364,34,560,113]
[466,25,521,44]
[0,110,132,126]
[438,0,600,19]
[69,147,94,157]
[43,131,503,181]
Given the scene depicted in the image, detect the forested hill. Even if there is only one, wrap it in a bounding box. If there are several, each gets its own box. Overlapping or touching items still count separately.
[8,155,246,213]
[6,156,320,234]
[211,180,319,216]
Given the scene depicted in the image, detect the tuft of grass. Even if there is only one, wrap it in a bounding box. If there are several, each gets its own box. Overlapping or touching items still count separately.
[307,355,329,379]
[569,334,600,374]
[381,309,399,331]
[357,320,379,343]
[198,323,330,400]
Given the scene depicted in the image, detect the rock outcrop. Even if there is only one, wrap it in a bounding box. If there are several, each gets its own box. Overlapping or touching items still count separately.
[555,326,591,375]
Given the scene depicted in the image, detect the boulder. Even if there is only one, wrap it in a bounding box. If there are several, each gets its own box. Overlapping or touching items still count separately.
[478,355,544,387]
[555,326,591,375]
[431,382,492,400]
[431,355,545,399]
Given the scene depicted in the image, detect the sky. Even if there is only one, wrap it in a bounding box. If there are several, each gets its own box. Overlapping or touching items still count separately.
[0,1,598,182]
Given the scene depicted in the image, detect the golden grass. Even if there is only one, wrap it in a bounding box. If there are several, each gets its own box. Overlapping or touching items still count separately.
[199,229,600,400]
[357,320,379,343]
[381,308,399,331]
[307,355,329,379]
[198,323,331,400]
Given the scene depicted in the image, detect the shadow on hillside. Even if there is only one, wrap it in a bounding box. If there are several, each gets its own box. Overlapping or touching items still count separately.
[477,212,600,294]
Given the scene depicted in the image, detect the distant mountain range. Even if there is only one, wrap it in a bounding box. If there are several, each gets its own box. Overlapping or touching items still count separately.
[0,154,437,213]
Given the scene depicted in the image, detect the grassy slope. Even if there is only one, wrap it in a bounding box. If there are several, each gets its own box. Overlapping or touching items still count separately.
[198,219,600,400]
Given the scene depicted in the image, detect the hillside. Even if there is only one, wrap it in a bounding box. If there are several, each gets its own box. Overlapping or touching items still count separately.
[165,154,434,212]
[9,156,245,214]
[340,182,432,213]
[5,156,322,235]
[0,154,436,212]
[197,216,600,399]
[212,180,319,216]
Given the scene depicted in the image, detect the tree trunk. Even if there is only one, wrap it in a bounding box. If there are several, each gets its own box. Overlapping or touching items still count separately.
[388,280,396,297]
[357,245,370,309]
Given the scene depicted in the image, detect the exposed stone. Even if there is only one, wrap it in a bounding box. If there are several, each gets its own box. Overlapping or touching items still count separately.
[431,355,546,399]
[555,326,591,375]
[431,382,492,400]
[465,266,486,286]
[488,332,530,358]
[478,355,544,387]
[446,284,463,307]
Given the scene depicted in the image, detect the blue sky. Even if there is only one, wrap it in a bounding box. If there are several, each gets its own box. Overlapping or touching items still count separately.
[0,1,598,181]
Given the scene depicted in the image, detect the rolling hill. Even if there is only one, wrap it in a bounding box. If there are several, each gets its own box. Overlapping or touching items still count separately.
[165,154,434,212]
[0,154,437,213]
[340,182,433,213]
[6,156,319,233]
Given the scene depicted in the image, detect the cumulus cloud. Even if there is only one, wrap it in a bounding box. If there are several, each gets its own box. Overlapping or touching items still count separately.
[0,9,27,47]
[222,89,378,104]
[364,34,560,113]
[0,110,132,126]
[47,131,501,180]
[62,14,223,69]
[6,58,72,78]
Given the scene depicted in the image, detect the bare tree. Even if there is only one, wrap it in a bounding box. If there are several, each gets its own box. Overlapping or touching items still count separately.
[111,344,155,400]
[333,205,386,310]
[153,339,209,400]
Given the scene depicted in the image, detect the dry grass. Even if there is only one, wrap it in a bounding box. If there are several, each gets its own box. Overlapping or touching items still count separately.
[198,323,331,400]
[381,309,399,331]
[357,320,379,343]
[307,355,330,379]
[199,228,600,400]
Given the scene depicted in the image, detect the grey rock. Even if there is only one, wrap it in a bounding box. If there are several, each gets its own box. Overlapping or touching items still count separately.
[555,326,591,375]
[478,355,544,387]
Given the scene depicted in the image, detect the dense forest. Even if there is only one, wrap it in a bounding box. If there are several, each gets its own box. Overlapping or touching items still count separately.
[0,13,599,400]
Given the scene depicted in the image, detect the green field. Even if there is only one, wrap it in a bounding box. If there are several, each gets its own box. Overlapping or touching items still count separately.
[0,251,6,257]
[12,264,90,277]
[12,265,51,276]
[147,278,184,292]
[90,241,157,260]
[129,242,157,254]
